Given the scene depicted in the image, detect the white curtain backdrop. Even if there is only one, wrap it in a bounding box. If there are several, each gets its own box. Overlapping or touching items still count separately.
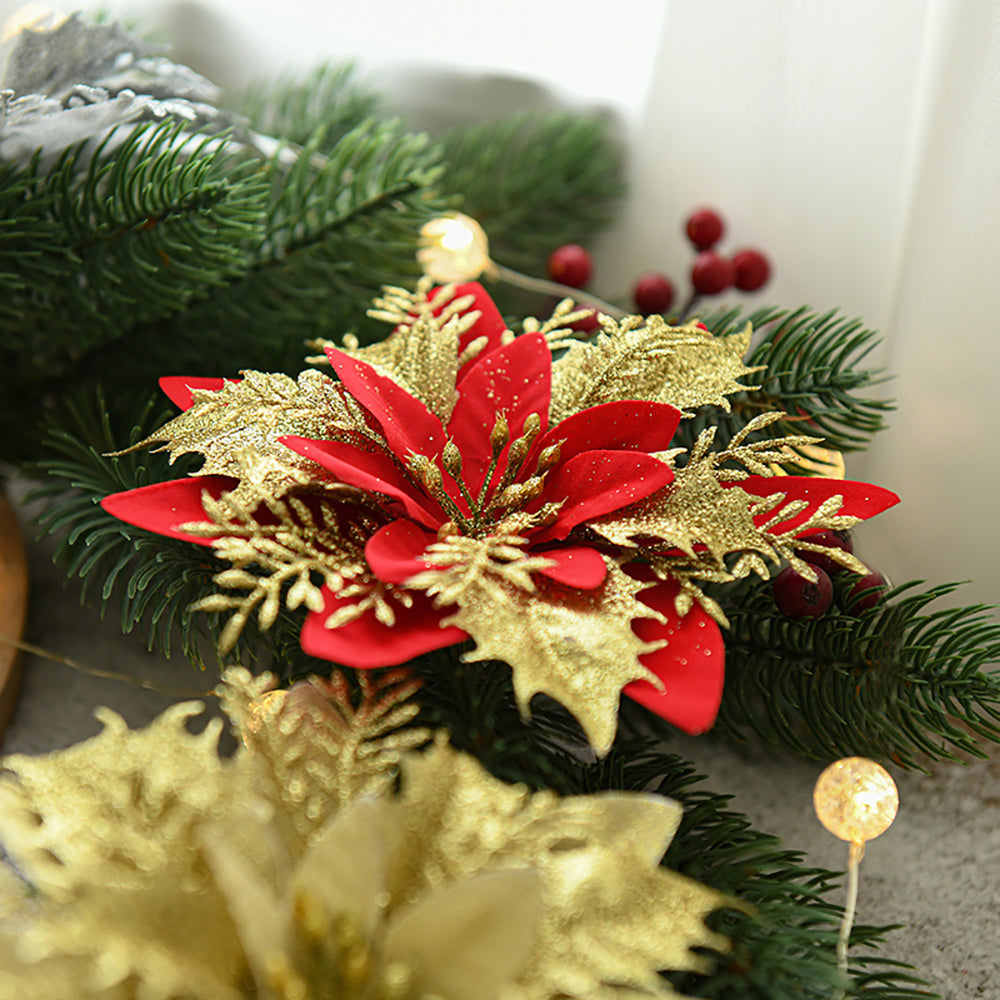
[4,0,998,604]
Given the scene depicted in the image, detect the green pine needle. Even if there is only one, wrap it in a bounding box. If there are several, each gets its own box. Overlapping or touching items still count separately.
[236,62,380,154]
[713,577,1000,768]
[439,112,623,299]
[682,306,895,457]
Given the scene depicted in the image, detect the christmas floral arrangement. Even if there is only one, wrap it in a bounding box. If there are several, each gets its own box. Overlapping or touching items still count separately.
[0,669,727,1000]
[7,13,1000,999]
[102,281,897,753]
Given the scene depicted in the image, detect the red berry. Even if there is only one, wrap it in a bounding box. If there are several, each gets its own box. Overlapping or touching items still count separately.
[690,251,735,295]
[694,321,709,331]
[632,272,675,314]
[732,248,771,291]
[685,208,725,250]
[773,565,833,619]
[844,569,888,615]
[547,243,593,288]
[568,308,601,333]
[800,530,854,575]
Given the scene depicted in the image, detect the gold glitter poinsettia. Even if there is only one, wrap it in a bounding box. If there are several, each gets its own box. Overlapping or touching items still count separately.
[102,281,899,752]
[0,668,730,1000]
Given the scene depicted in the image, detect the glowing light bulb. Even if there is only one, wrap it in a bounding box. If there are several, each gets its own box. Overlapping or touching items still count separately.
[418,213,493,283]
[814,756,898,844]
[814,757,899,991]
[2,4,67,42]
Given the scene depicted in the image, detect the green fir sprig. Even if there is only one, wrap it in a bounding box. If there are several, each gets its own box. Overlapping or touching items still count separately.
[712,577,1000,768]
[679,306,895,458]
[237,62,380,154]
[439,111,623,274]
[438,111,623,316]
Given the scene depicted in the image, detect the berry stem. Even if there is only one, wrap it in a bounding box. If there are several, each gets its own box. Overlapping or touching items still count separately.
[493,264,625,318]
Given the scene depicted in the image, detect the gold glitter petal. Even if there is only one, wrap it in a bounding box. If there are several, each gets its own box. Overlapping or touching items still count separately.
[384,868,543,1000]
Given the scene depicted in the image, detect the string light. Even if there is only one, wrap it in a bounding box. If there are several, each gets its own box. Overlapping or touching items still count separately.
[814,757,899,993]
[418,213,495,283]
[1,4,66,42]
[417,212,626,318]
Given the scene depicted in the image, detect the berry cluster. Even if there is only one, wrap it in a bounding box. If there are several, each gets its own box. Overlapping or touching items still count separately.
[772,530,888,620]
[545,207,771,321]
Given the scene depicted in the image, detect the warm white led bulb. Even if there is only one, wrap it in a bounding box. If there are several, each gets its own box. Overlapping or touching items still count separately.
[814,756,898,843]
[418,213,493,282]
[2,4,67,42]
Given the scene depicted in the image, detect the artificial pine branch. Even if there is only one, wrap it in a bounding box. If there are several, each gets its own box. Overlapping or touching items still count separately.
[679,306,895,457]
[236,62,380,154]
[107,120,449,375]
[29,391,224,661]
[712,576,1000,768]
[438,111,623,314]
[1,120,265,359]
[0,119,448,463]
[0,122,267,462]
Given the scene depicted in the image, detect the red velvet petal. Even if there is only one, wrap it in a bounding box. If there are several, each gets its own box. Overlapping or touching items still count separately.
[365,520,437,584]
[533,400,682,466]
[624,577,725,735]
[158,376,235,410]
[324,350,446,462]
[533,545,607,589]
[281,437,443,528]
[533,450,674,542]
[100,476,237,545]
[447,333,551,491]
[300,587,467,668]
[737,476,900,534]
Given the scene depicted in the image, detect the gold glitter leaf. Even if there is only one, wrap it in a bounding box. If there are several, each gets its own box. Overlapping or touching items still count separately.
[0,704,245,1000]
[549,316,759,422]
[387,743,730,1000]
[185,490,380,653]
[222,668,430,846]
[442,560,663,755]
[314,281,491,423]
[0,702,230,897]
[0,672,731,1000]
[134,369,376,505]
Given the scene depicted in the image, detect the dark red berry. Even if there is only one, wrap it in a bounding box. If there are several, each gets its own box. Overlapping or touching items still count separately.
[732,248,771,291]
[547,243,593,288]
[568,308,601,333]
[632,272,675,314]
[690,252,735,295]
[844,569,888,615]
[773,565,833,619]
[685,208,725,250]
[800,529,854,574]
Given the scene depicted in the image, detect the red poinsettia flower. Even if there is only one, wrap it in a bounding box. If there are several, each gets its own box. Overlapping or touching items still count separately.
[102,283,899,743]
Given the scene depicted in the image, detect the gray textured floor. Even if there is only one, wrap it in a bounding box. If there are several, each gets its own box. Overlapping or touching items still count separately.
[3,484,998,998]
